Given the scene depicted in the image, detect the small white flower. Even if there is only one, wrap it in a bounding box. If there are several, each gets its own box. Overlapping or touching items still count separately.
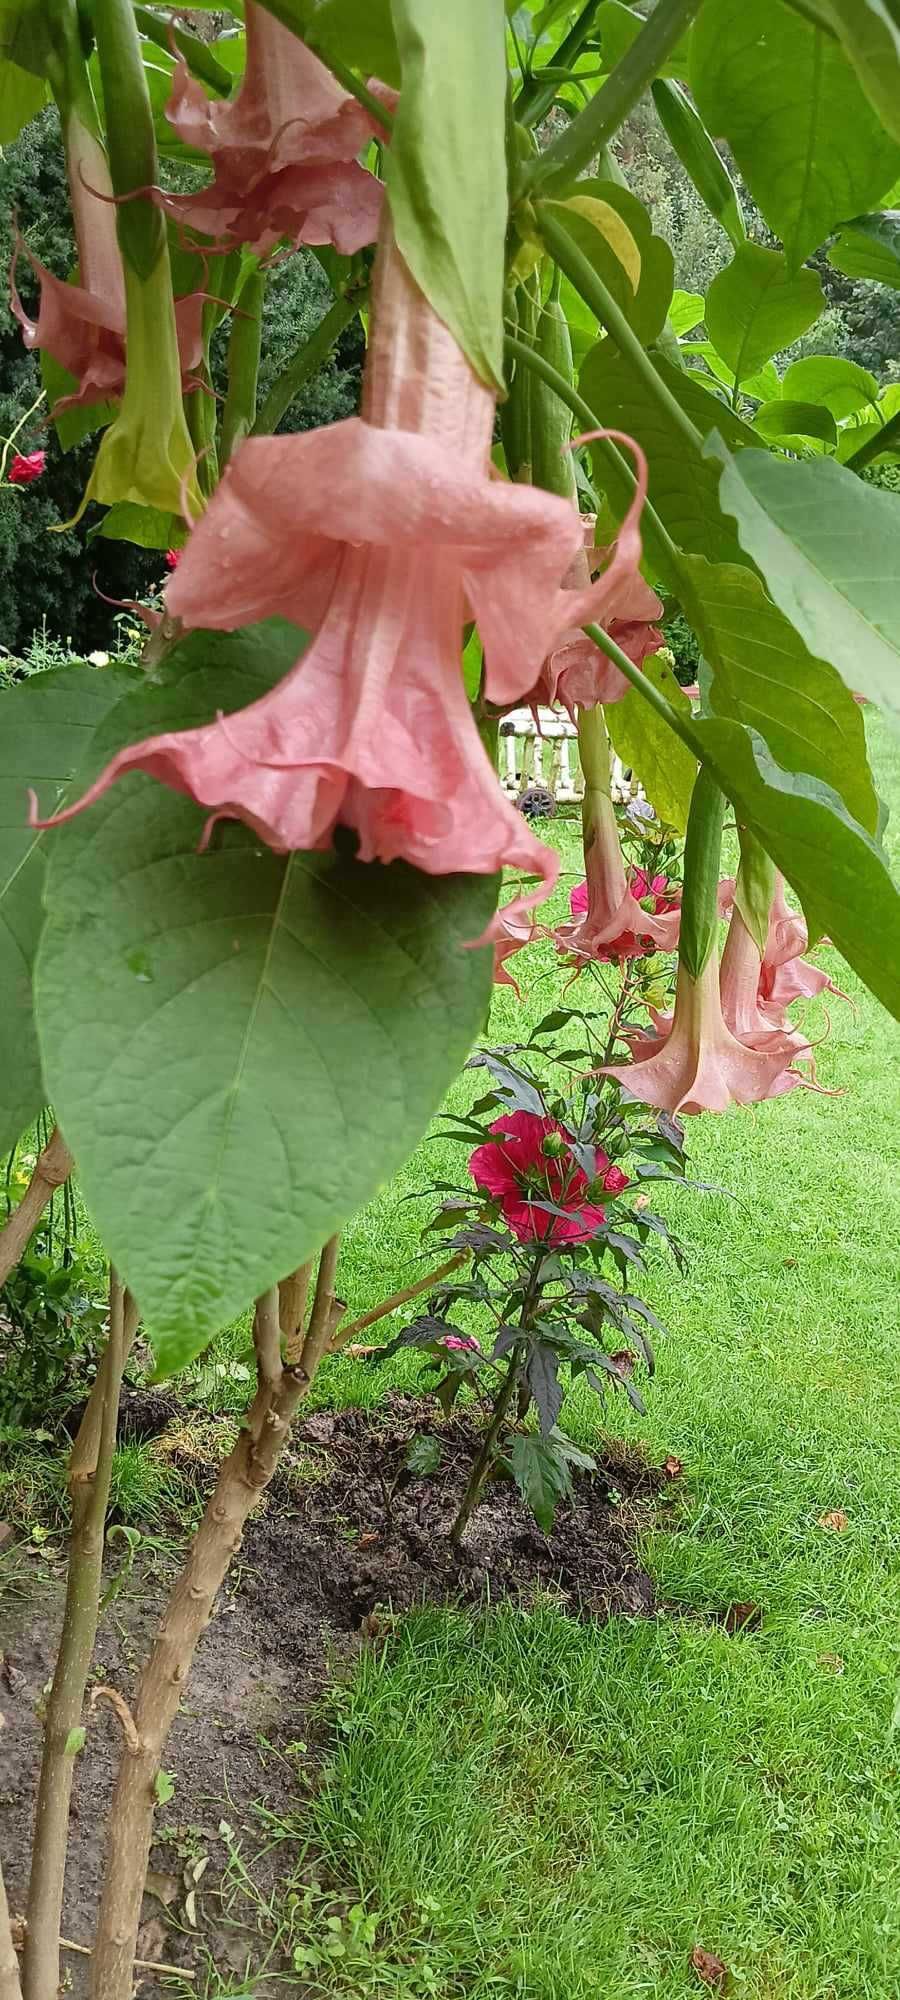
[87,650,110,667]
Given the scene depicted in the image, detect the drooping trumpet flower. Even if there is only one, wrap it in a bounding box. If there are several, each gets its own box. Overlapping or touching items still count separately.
[162,1,385,254]
[555,704,681,964]
[531,514,664,717]
[603,773,811,1112]
[32,210,653,936]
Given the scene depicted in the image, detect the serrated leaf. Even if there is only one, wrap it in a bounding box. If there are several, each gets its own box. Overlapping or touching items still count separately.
[691,0,900,267]
[508,1432,573,1533]
[605,654,697,833]
[828,210,900,289]
[0,665,135,1154]
[526,1341,564,1435]
[34,634,497,1371]
[708,441,900,729]
[580,343,756,564]
[705,244,823,386]
[385,0,506,390]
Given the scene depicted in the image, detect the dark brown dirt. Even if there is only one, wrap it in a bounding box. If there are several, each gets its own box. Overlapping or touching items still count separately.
[0,1393,662,1995]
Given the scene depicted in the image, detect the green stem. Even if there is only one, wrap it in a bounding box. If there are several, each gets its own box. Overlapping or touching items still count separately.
[450,1343,525,1545]
[584,621,696,755]
[93,0,166,277]
[503,332,683,593]
[536,205,703,456]
[844,406,900,472]
[515,0,601,129]
[220,266,267,467]
[252,290,362,436]
[44,0,100,129]
[132,5,232,93]
[680,765,726,979]
[527,0,705,191]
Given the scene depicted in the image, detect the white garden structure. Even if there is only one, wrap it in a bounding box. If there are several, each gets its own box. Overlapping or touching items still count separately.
[498,708,639,805]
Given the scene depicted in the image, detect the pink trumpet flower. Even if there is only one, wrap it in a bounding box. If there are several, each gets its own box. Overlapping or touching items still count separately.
[11,111,205,413]
[30,221,653,933]
[719,901,812,1056]
[163,1,385,253]
[529,514,664,716]
[11,111,126,411]
[757,875,851,1017]
[602,954,810,1113]
[555,708,680,964]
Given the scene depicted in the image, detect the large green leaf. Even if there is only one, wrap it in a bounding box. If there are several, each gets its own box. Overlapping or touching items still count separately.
[384,0,507,390]
[691,717,900,1020]
[707,442,900,728]
[605,654,697,833]
[782,355,881,420]
[704,244,824,385]
[651,79,745,251]
[579,343,756,564]
[595,1,691,82]
[35,632,497,1371]
[691,0,900,266]
[797,0,900,144]
[752,401,837,447]
[828,211,900,290]
[680,556,879,832]
[0,665,134,1154]
[0,54,46,140]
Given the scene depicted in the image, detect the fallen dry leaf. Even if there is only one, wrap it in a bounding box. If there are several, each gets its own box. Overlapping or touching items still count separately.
[661,1454,684,1480]
[144,1870,179,1908]
[817,1652,845,1674]
[358,1532,380,1550]
[344,1343,379,1359]
[690,1944,730,1990]
[723,1601,761,1635]
[817,1509,848,1532]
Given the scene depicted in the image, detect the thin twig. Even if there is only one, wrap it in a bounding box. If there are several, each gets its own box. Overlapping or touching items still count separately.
[60,1937,195,1979]
[0,1127,73,1289]
[88,1687,140,1754]
[330,1253,467,1351]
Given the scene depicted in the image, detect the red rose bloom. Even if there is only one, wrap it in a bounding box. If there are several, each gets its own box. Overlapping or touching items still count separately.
[468,1110,609,1244]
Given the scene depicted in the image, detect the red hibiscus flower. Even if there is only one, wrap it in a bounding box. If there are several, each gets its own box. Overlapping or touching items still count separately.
[8,449,46,485]
[469,1110,623,1244]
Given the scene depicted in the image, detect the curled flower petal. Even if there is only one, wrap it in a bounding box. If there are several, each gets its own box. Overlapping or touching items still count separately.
[530,511,664,714]
[603,956,811,1114]
[162,2,385,253]
[720,902,812,1055]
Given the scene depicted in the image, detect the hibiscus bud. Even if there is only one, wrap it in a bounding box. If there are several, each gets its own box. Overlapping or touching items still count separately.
[541,1132,568,1159]
[8,449,46,485]
[603,1164,629,1195]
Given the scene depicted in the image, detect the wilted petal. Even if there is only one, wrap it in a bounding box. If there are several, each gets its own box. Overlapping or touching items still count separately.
[720,902,812,1054]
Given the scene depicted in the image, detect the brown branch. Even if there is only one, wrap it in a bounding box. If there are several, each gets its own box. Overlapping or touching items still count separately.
[22,1282,137,2000]
[88,1688,140,1754]
[251,1285,282,1390]
[330,1253,467,1352]
[0,1127,73,1288]
[88,1245,339,2000]
[0,1855,22,2000]
[279,1262,312,1363]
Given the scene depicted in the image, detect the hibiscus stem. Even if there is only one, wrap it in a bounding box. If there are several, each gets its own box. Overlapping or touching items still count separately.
[525,0,705,191]
[535,206,703,457]
[450,1344,524,1545]
[503,332,682,593]
[252,290,363,436]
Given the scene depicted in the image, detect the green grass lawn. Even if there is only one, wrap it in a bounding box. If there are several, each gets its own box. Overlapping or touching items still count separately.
[262,719,900,1999]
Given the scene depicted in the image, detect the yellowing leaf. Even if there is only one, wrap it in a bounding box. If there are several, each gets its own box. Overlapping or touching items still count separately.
[560,195,642,291]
